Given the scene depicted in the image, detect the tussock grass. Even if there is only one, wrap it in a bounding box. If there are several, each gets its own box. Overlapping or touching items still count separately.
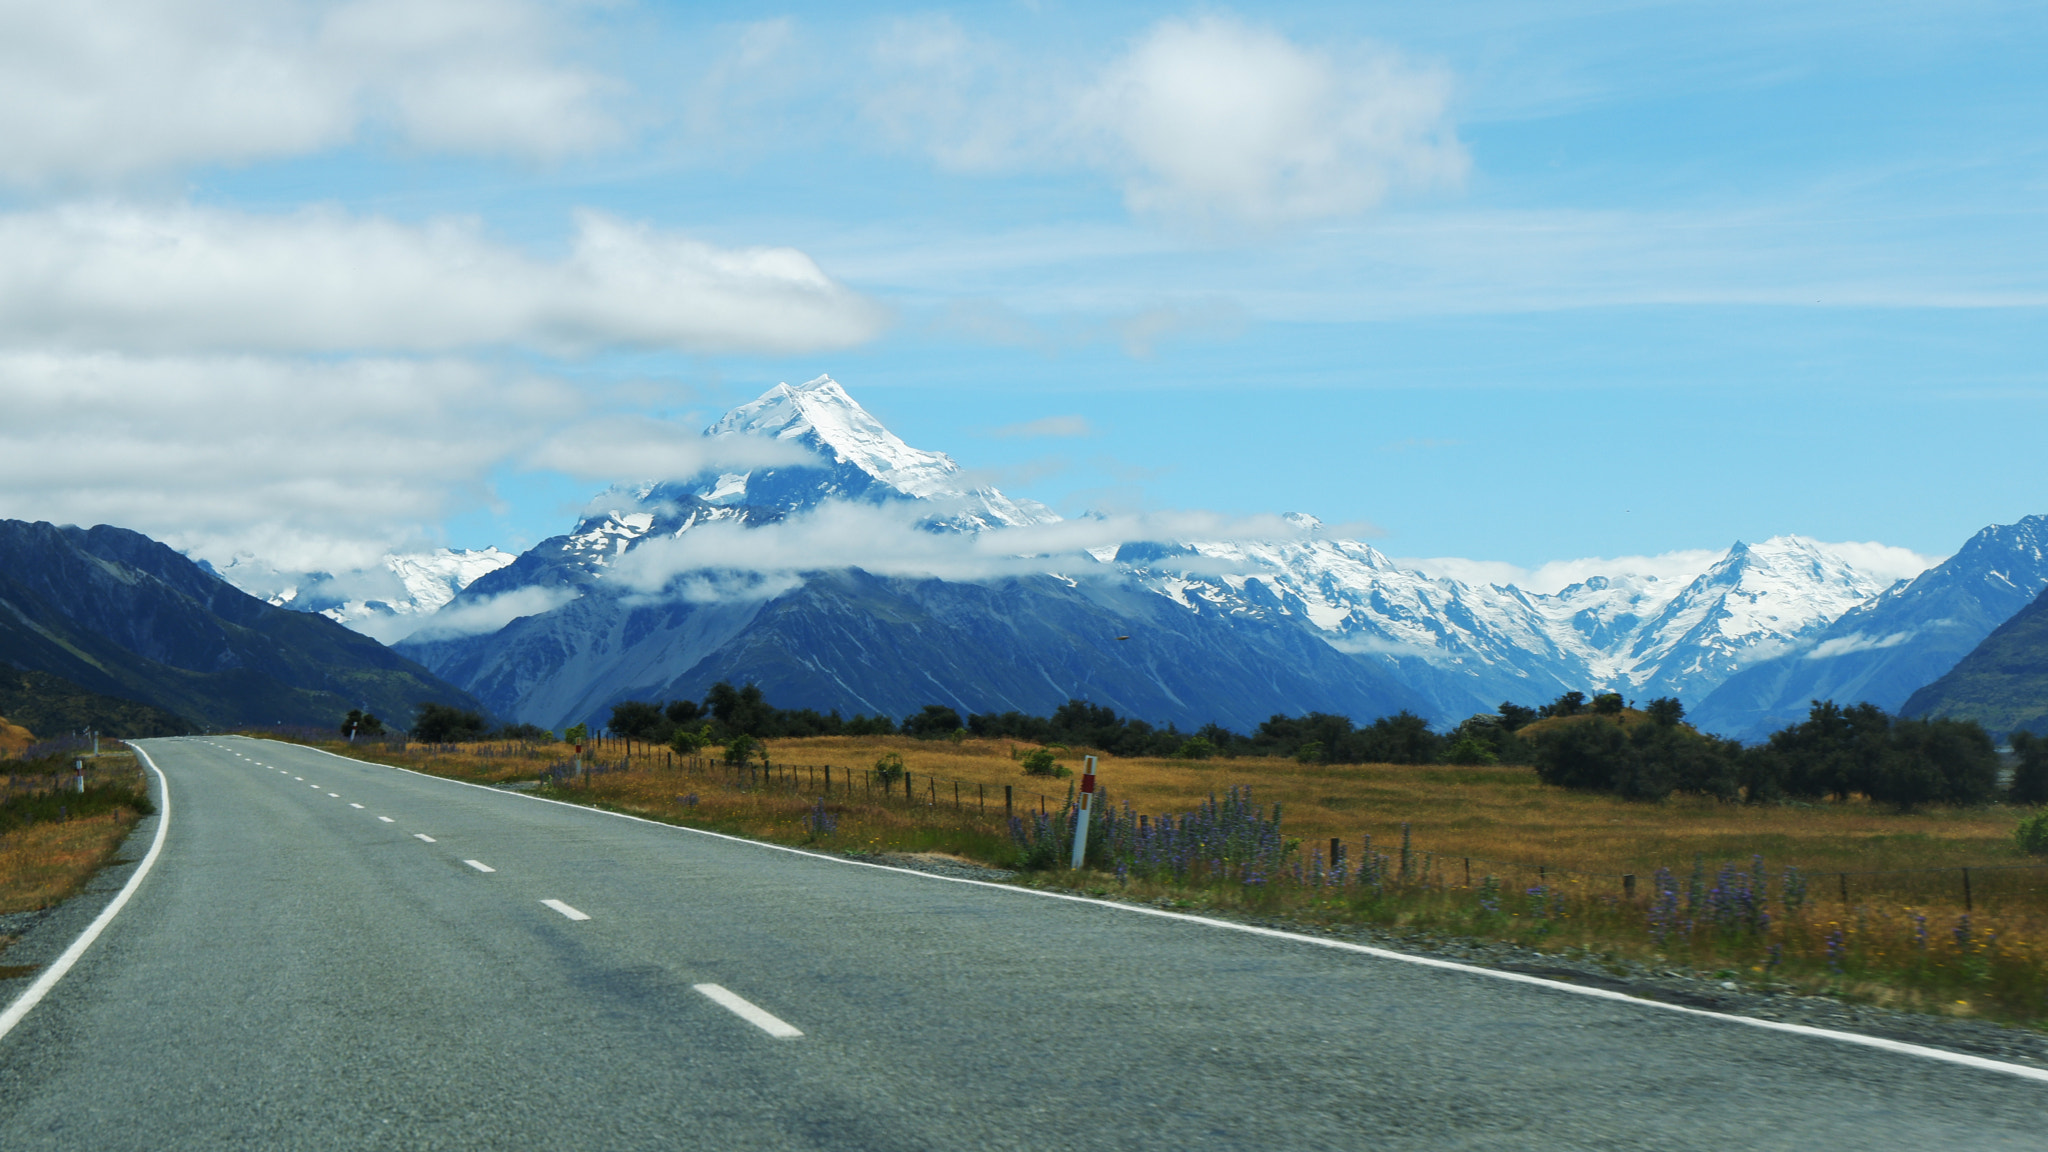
[269,731,2048,1025]
[0,811,142,915]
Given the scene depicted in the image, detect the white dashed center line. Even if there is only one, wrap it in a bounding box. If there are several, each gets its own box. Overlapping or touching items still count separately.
[463,860,495,873]
[541,899,589,921]
[349,803,364,809]
[694,985,803,1038]
[293,777,303,781]
[378,816,394,823]
[327,793,339,798]
[414,834,436,843]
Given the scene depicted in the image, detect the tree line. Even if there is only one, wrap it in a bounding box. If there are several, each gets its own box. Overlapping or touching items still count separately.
[364,683,2046,812]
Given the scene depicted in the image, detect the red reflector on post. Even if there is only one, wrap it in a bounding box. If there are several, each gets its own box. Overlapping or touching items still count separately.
[1080,773,1096,793]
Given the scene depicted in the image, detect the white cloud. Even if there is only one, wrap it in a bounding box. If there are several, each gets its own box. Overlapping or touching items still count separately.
[1810,539,1944,587]
[1804,631,1914,660]
[0,0,617,185]
[1399,549,1725,594]
[1083,15,1467,227]
[610,501,1322,598]
[0,350,591,571]
[399,585,582,641]
[863,12,1466,228]
[525,415,820,481]
[0,202,887,355]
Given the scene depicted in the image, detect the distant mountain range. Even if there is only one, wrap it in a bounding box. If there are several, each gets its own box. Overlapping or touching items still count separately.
[322,374,2010,736]
[1689,516,2048,740]
[208,547,516,642]
[0,519,482,730]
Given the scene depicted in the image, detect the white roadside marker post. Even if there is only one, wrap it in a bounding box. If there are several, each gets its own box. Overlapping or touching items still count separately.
[1070,755,1098,870]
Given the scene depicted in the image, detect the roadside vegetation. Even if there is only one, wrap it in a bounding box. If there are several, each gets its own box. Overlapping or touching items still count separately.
[0,733,154,918]
[260,687,2048,1029]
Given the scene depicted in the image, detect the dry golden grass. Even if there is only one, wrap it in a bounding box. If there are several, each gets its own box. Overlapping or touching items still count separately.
[0,810,140,916]
[280,732,2048,1023]
[0,717,35,758]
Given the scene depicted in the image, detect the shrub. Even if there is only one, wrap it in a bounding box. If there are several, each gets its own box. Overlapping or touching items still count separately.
[1294,741,1325,765]
[1443,736,1498,766]
[724,734,762,767]
[874,752,906,784]
[1020,749,1068,777]
[669,726,709,754]
[2017,811,2048,856]
[1173,736,1216,760]
[413,702,486,743]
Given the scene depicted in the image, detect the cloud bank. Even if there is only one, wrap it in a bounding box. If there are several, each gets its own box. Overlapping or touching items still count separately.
[0,203,886,356]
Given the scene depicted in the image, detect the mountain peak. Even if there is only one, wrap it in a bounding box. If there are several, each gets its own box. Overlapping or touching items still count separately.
[706,374,962,500]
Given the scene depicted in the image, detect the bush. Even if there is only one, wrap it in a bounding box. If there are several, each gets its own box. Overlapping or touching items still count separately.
[669,726,709,754]
[1019,749,1068,777]
[874,752,906,784]
[724,734,762,767]
[2017,811,2048,856]
[1173,736,1216,760]
[1443,736,1498,766]
[413,702,486,743]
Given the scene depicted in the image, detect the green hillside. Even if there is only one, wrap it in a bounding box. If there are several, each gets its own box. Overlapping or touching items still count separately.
[0,663,195,739]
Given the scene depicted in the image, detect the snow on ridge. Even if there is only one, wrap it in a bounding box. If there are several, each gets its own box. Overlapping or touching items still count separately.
[706,374,963,501]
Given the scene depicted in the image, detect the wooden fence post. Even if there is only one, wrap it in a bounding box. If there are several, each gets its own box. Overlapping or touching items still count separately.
[1005,785,1013,818]
[1963,867,1973,912]
[1623,873,1636,899]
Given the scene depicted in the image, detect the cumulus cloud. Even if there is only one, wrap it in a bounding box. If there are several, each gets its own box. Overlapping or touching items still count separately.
[0,0,617,185]
[864,12,1466,228]
[0,350,596,571]
[1082,15,1467,227]
[609,500,1323,598]
[0,202,886,356]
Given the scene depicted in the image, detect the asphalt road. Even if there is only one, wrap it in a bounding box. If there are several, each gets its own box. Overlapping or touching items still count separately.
[1,735,2043,1150]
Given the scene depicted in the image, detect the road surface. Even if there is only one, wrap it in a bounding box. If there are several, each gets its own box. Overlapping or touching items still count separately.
[0,735,2042,1150]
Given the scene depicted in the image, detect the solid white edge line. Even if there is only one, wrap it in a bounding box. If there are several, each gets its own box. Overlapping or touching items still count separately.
[0,740,173,1045]
[695,983,803,1038]
[463,859,495,873]
[287,740,2048,1086]
[541,899,589,921]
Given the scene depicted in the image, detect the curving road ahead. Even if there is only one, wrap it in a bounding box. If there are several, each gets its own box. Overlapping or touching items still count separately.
[0,735,2043,1150]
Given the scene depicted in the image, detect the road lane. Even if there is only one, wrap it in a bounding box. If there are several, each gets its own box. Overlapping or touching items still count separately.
[0,735,2042,1150]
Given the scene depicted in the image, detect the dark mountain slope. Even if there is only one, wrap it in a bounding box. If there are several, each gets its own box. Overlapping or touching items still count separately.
[0,520,482,729]
[1901,584,2048,738]
[401,569,1435,733]
[0,663,195,738]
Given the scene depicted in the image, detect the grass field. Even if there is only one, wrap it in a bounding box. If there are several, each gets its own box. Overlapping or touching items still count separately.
[0,749,151,919]
[275,731,2048,1025]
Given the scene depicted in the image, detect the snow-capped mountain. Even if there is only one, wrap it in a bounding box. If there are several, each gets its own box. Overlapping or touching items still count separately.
[212,547,516,640]
[1694,515,2048,740]
[539,375,1058,583]
[1107,527,1887,719]
[395,374,1927,733]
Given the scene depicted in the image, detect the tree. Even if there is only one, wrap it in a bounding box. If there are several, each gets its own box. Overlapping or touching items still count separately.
[1532,717,1633,792]
[563,722,588,745]
[607,700,668,741]
[664,699,702,726]
[341,708,384,736]
[1541,691,1588,719]
[706,682,774,738]
[724,734,762,767]
[1173,736,1216,760]
[1356,711,1442,765]
[1591,692,1626,716]
[2012,731,2048,805]
[1496,702,1538,732]
[874,752,906,783]
[1644,697,1685,727]
[413,702,485,743]
[903,704,963,739]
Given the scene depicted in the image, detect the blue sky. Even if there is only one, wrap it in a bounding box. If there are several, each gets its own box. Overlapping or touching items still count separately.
[0,0,2041,583]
